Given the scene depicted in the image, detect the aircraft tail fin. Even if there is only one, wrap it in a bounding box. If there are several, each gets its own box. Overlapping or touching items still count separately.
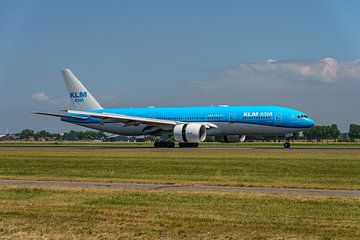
[61,69,103,110]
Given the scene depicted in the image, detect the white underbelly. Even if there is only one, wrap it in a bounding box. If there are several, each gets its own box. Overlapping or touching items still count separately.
[72,122,301,136]
[206,122,302,136]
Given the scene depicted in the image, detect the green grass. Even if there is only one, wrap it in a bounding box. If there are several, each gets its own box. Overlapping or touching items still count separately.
[0,186,359,239]
[1,148,360,189]
[1,144,360,239]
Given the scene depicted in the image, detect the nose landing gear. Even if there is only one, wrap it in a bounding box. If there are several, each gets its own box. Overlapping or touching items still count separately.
[283,133,293,148]
[283,141,291,148]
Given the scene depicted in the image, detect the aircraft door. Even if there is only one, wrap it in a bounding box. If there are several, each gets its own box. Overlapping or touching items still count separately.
[275,113,282,125]
[229,113,236,124]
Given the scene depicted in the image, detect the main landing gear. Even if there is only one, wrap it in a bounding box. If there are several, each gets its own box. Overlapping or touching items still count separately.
[154,133,176,148]
[154,141,175,148]
[154,142,199,148]
[178,142,199,148]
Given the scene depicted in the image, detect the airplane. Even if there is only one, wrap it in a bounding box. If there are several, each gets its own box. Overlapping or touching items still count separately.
[35,69,315,148]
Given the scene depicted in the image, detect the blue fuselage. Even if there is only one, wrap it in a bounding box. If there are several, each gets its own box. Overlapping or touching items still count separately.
[62,105,314,136]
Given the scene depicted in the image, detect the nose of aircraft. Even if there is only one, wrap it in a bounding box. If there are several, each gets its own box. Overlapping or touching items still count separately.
[305,118,315,128]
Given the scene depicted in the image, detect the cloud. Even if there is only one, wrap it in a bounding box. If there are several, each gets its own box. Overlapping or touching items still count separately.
[322,57,337,81]
[31,92,50,102]
[31,92,67,106]
[195,58,360,90]
[188,58,360,131]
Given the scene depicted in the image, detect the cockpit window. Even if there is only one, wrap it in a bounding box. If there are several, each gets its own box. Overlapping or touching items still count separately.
[297,114,308,118]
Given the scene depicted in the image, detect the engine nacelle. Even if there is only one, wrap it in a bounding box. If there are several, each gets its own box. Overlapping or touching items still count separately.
[215,135,246,143]
[173,123,207,143]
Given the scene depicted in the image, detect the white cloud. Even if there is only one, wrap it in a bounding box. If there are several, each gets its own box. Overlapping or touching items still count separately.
[195,58,360,90]
[186,58,360,131]
[321,57,337,81]
[31,92,50,102]
[31,92,67,106]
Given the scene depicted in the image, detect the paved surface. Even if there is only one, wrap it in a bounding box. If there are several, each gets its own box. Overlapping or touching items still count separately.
[0,145,359,151]
[1,179,360,197]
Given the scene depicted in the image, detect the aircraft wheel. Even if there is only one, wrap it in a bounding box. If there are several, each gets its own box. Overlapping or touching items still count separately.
[167,142,175,148]
[178,142,199,148]
[154,142,175,148]
[283,142,291,148]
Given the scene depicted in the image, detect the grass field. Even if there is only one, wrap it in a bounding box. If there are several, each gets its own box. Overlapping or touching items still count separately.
[1,147,360,190]
[1,185,360,239]
[1,143,360,239]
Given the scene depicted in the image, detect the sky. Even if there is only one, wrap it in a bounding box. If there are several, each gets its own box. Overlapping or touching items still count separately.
[1,0,360,133]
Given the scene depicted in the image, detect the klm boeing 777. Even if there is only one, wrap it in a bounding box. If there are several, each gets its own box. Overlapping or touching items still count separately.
[35,69,314,148]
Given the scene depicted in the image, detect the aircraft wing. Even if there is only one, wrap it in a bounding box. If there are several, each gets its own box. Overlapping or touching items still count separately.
[66,110,218,130]
[33,111,89,120]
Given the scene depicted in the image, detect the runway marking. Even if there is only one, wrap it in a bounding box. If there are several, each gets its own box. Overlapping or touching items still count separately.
[0,179,359,197]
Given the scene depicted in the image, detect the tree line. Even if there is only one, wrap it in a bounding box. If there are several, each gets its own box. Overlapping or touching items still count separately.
[303,124,340,142]
[348,124,360,141]
[301,124,360,142]
[19,129,106,141]
[226,124,359,142]
[13,124,360,142]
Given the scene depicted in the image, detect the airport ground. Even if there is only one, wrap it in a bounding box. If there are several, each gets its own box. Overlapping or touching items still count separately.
[1,141,360,239]
[1,140,360,149]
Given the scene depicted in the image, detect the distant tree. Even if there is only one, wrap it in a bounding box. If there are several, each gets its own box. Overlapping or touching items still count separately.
[35,130,51,139]
[303,124,340,142]
[339,133,348,142]
[20,129,34,139]
[349,124,360,141]
[329,124,340,141]
[62,130,79,141]
[303,126,316,141]
[60,130,106,141]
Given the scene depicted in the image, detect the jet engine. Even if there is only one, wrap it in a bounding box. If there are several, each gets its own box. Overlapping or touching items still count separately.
[173,123,207,143]
[215,135,246,143]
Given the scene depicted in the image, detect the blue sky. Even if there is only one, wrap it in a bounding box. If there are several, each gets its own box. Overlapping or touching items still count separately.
[1,0,360,132]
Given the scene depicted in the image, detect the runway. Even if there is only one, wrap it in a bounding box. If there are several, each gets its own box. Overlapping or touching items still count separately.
[1,179,359,197]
